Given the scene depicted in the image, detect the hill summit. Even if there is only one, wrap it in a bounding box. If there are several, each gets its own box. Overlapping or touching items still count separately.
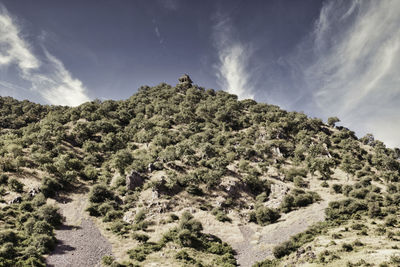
[1,76,400,267]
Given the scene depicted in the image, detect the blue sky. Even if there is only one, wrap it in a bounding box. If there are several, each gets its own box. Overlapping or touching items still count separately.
[0,0,400,148]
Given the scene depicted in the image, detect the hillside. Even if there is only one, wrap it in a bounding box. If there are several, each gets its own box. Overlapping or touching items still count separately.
[1,76,400,267]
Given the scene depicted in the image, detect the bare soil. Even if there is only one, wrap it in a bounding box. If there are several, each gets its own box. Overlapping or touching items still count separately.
[46,188,112,267]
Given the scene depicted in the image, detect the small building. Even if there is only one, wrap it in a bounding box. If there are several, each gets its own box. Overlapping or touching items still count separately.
[178,74,193,88]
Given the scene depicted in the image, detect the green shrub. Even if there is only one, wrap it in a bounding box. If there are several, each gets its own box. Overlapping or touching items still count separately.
[30,234,56,254]
[175,249,195,264]
[0,174,8,185]
[273,240,295,258]
[284,168,307,182]
[132,232,150,242]
[89,184,114,203]
[332,184,342,194]
[250,207,280,226]
[385,215,397,226]
[33,221,54,235]
[103,210,123,222]
[341,243,353,252]
[36,205,62,227]
[8,178,23,192]
[134,209,146,223]
[41,177,62,197]
[102,255,115,266]
[253,259,280,266]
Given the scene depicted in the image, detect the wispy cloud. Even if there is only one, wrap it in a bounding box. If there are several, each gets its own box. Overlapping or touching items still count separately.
[0,5,90,106]
[158,0,179,11]
[213,14,255,100]
[302,0,400,147]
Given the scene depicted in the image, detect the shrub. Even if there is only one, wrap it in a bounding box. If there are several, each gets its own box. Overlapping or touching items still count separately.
[284,168,307,182]
[134,209,146,223]
[36,205,63,227]
[89,184,114,203]
[41,177,62,197]
[103,210,123,222]
[253,258,280,266]
[250,207,280,226]
[132,232,150,242]
[332,184,342,194]
[385,215,397,227]
[0,174,8,185]
[341,243,353,252]
[33,221,54,235]
[102,255,115,266]
[8,178,23,193]
[175,250,195,263]
[217,213,232,223]
[30,234,56,254]
[186,184,203,196]
[294,177,308,188]
[320,181,329,188]
[273,240,295,258]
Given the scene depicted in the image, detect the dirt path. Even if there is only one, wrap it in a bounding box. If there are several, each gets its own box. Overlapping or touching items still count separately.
[232,200,329,267]
[46,190,112,267]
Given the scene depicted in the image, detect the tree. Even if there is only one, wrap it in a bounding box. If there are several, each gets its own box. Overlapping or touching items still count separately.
[327,116,340,127]
[112,150,133,175]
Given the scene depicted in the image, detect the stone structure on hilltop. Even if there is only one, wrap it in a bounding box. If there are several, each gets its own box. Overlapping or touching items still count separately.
[178,74,193,89]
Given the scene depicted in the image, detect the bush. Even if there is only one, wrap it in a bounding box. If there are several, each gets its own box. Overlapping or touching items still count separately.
[332,184,342,194]
[385,215,397,227]
[33,221,54,235]
[294,176,308,188]
[284,168,307,182]
[132,232,150,242]
[341,243,353,252]
[250,207,280,226]
[89,185,114,203]
[273,241,295,258]
[41,177,62,197]
[102,255,115,266]
[36,205,63,227]
[30,234,56,254]
[103,210,123,222]
[215,212,232,223]
[0,174,8,185]
[253,259,280,266]
[8,178,23,193]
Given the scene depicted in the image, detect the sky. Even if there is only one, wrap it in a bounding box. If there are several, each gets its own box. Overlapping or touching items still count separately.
[0,0,399,148]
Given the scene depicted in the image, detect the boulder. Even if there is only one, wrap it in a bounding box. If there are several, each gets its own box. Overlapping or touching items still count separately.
[8,196,22,204]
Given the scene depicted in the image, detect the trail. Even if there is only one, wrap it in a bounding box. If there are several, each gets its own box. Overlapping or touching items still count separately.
[46,189,112,267]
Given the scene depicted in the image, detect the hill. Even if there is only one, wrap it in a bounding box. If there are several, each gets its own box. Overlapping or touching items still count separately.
[1,76,400,267]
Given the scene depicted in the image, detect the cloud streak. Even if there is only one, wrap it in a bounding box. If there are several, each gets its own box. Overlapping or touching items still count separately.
[0,5,90,106]
[213,14,255,100]
[301,0,400,147]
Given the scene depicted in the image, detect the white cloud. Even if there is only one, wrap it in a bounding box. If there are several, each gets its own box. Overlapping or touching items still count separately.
[303,0,400,147]
[0,6,40,72]
[213,14,255,100]
[0,5,90,106]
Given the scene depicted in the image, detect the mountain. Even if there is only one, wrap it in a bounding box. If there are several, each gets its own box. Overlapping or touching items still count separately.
[1,76,400,267]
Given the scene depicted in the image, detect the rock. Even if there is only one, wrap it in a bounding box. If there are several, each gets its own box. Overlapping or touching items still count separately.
[8,196,22,204]
[126,171,144,190]
[123,211,134,223]
[28,187,40,197]
[296,247,305,258]
[148,163,155,173]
